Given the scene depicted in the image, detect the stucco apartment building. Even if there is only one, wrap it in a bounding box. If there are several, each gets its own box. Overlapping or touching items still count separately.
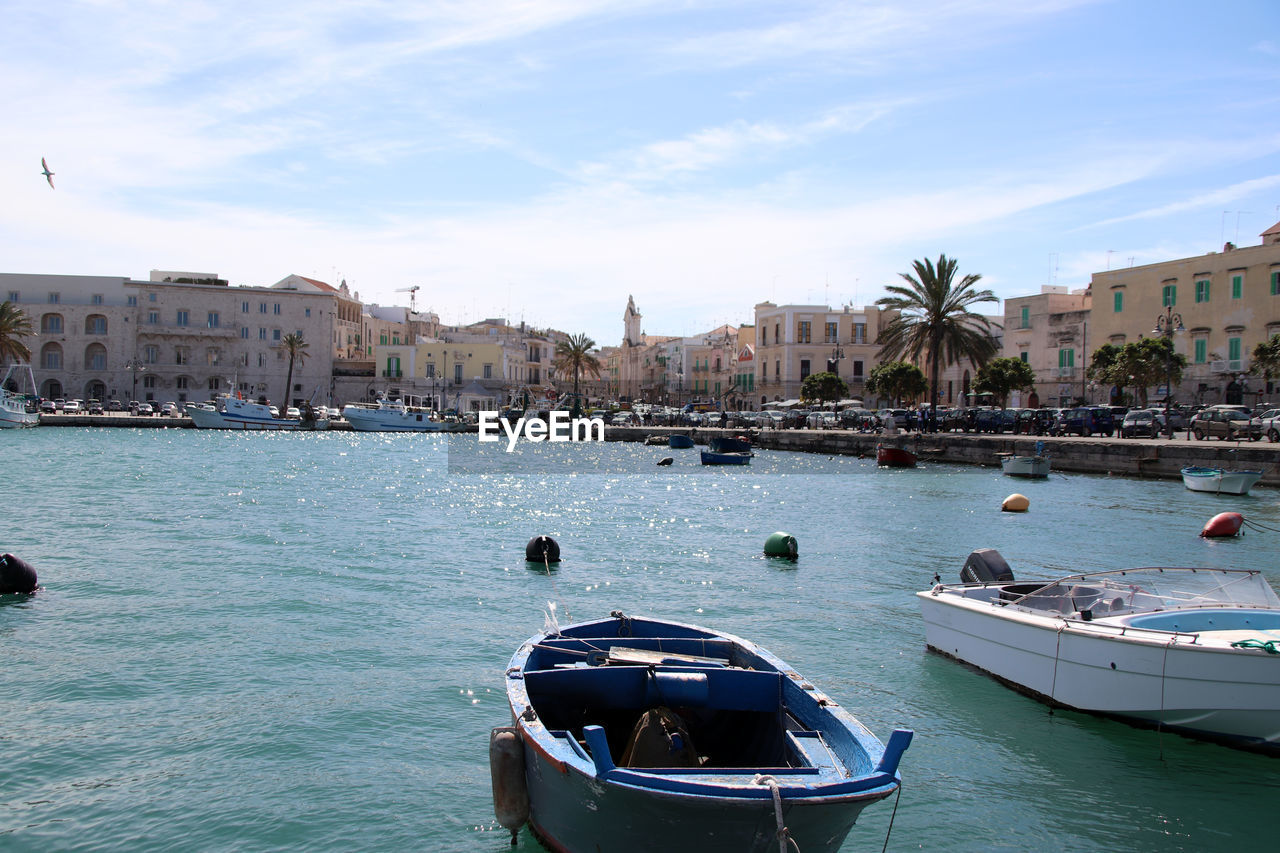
[2,270,379,408]
[752,301,893,405]
[1089,222,1280,408]
[1002,286,1092,408]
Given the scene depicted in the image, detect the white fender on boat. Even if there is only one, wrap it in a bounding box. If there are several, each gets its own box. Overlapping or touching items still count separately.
[489,726,529,842]
[1002,493,1030,513]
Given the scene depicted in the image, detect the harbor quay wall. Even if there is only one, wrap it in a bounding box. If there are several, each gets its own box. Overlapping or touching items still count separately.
[606,426,1280,487]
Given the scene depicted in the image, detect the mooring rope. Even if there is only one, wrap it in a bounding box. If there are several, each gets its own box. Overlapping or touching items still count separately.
[1241,517,1280,534]
[752,774,799,853]
[1231,638,1280,654]
[880,784,903,853]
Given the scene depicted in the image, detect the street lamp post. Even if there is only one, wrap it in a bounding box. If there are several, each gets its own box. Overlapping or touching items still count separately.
[125,358,145,404]
[1152,305,1185,438]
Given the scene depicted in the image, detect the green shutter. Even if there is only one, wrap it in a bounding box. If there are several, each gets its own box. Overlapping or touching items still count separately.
[1232,275,1243,299]
[1020,307,1029,328]
[1195,279,1209,303]
[1113,291,1123,312]
[1229,338,1241,361]
[1272,271,1280,296]
[1194,339,1206,363]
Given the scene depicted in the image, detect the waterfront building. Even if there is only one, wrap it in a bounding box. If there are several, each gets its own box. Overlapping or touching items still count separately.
[1002,287,1092,408]
[368,339,505,411]
[617,296,677,403]
[753,302,894,406]
[1088,222,1280,408]
[727,325,756,409]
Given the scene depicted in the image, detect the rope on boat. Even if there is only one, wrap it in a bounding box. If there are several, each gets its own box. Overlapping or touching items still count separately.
[881,785,903,853]
[1231,638,1280,654]
[752,774,799,853]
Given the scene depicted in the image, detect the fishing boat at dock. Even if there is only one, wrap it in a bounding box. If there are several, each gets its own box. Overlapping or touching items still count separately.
[341,397,465,432]
[667,434,695,449]
[876,444,917,468]
[700,449,752,465]
[186,395,328,431]
[1181,466,1263,496]
[0,364,39,428]
[490,612,912,852]
[918,548,1280,752]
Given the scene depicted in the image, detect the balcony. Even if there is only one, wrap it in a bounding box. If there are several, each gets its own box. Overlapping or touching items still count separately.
[1211,359,1247,374]
[1056,367,1077,379]
[382,370,403,378]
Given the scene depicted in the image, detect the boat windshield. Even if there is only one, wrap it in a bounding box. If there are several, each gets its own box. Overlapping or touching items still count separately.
[1001,568,1280,615]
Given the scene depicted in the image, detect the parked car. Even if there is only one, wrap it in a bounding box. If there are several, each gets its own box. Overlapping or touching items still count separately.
[285,407,301,419]
[87,399,104,415]
[1190,408,1262,441]
[1061,406,1114,437]
[1120,409,1161,438]
[107,399,124,411]
[40,399,57,413]
[1257,408,1280,442]
[62,399,82,413]
[136,402,154,416]
[160,402,179,417]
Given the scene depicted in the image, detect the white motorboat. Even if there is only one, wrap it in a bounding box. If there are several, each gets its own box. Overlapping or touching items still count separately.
[918,549,1280,752]
[1181,466,1263,496]
[0,364,40,428]
[1000,455,1050,478]
[341,397,465,432]
[186,395,328,431]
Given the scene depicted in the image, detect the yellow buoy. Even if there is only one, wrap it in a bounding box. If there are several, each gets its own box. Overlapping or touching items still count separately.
[1002,493,1030,513]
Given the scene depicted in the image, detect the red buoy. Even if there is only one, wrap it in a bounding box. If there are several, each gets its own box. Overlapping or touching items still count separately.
[1200,512,1244,538]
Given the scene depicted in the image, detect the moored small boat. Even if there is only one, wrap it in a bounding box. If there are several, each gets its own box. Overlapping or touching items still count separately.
[1181,466,1263,496]
[667,434,695,449]
[700,449,751,465]
[918,548,1280,752]
[492,612,912,852]
[876,444,917,467]
[1001,454,1050,478]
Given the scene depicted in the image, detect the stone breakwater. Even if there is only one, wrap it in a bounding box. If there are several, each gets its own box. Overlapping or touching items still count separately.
[606,426,1280,487]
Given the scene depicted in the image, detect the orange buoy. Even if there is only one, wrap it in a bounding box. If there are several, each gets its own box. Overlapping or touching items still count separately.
[1200,512,1243,538]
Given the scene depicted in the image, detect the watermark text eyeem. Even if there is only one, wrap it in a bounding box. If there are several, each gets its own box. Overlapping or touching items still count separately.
[477,411,605,452]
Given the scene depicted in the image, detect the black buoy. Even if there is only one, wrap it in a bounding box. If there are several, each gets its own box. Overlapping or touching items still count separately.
[0,553,38,594]
[525,536,561,563]
[656,457,673,466]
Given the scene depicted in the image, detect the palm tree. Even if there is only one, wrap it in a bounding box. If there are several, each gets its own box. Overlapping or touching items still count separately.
[281,333,309,410]
[875,255,999,429]
[553,333,602,416]
[0,301,34,364]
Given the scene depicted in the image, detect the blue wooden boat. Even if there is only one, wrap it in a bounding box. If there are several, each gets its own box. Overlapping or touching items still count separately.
[708,435,752,453]
[492,613,911,852]
[668,434,695,449]
[700,450,751,465]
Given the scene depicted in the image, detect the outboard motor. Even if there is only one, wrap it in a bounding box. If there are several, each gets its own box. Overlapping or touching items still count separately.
[961,548,1014,584]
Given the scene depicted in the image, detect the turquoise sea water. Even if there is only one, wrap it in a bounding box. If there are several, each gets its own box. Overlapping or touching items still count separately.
[2,428,1278,852]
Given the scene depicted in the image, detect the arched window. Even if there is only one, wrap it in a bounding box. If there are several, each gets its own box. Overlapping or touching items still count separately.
[41,313,64,334]
[41,342,63,370]
[85,343,108,371]
[85,315,108,335]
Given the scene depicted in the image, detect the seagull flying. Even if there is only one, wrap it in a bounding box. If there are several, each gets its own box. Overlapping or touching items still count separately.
[41,157,54,188]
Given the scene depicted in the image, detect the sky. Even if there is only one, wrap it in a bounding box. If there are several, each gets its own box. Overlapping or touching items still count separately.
[4,0,1279,347]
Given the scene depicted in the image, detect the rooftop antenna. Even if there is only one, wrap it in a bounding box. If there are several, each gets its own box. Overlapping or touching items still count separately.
[1106,250,1114,270]
[1048,253,1059,286]
[1235,211,1253,244]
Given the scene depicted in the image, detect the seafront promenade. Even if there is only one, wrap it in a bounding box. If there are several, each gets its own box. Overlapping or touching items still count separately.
[33,412,1280,486]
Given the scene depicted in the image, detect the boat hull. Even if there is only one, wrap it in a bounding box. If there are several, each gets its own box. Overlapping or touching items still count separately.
[700,450,751,465]
[187,401,328,431]
[918,591,1280,749]
[521,744,878,853]
[667,434,694,449]
[876,445,917,467]
[1001,455,1050,478]
[1181,466,1262,495]
[505,615,907,853]
[341,406,461,432]
[0,405,39,428]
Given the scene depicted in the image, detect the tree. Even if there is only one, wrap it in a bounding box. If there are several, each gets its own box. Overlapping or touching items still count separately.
[973,357,1036,408]
[875,255,999,430]
[1251,335,1280,393]
[800,371,848,405]
[281,333,309,409]
[0,301,34,364]
[865,361,927,406]
[1088,339,1184,406]
[553,333,602,416]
